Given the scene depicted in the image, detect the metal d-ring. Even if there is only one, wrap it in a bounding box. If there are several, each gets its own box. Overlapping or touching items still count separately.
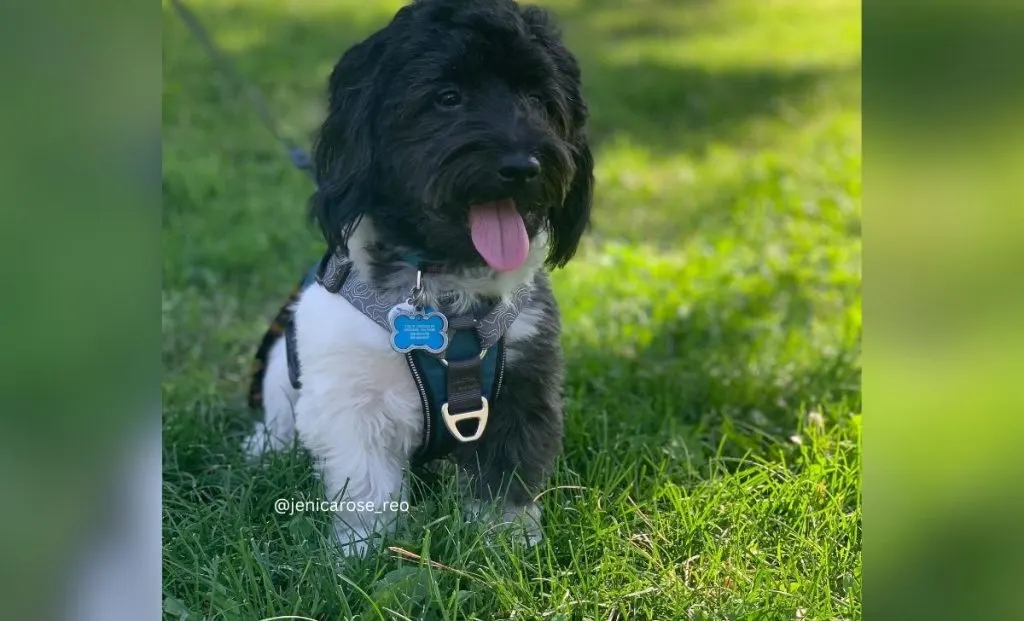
[431,309,486,366]
[441,397,489,442]
[436,347,488,367]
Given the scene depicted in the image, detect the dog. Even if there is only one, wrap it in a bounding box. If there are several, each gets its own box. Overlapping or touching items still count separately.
[245,0,593,555]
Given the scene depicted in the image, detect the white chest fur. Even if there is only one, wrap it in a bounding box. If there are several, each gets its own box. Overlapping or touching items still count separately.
[292,283,423,495]
[290,279,545,461]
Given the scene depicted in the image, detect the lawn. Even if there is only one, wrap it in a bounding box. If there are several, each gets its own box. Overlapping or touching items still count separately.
[162,0,862,619]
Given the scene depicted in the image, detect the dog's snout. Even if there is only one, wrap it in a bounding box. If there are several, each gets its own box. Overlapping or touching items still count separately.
[498,154,541,183]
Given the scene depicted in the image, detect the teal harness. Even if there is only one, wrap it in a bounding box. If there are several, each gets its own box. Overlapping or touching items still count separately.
[285,253,527,464]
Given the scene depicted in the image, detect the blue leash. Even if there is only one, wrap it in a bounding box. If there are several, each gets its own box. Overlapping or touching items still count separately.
[168,0,316,183]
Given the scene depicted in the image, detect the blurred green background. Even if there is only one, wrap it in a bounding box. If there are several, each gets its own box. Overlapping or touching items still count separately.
[163,0,861,618]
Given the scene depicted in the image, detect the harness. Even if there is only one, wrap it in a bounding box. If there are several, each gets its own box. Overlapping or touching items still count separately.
[282,252,530,464]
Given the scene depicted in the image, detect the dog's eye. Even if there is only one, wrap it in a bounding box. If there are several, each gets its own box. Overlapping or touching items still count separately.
[435,89,463,109]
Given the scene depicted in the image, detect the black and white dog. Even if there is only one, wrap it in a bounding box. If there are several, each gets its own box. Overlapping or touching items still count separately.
[246,0,592,555]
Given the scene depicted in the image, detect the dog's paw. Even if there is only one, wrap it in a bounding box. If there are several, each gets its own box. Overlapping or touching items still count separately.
[333,520,371,557]
[466,501,543,547]
[242,423,289,459]
[462,499,486,522]
[504,502,543,547]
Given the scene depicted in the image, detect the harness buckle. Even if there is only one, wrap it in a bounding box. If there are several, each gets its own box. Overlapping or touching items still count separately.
[440,397,489,442]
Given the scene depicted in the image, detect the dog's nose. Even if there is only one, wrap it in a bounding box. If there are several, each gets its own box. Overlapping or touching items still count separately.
[498,154,540,183]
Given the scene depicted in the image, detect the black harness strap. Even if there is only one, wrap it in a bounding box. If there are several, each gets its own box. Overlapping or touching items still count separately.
[444,317,486,416]
[284,253,339,391]
[285,320,302,390]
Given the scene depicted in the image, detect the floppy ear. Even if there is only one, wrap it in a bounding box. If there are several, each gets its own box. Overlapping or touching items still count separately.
[519,5,594,268]
[310,30,388,253]
[546,138,593,268]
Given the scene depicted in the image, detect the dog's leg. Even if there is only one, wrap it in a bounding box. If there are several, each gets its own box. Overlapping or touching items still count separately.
[453,336,564,546]
[244,339,299,457]
[292,285,423,556]
[295,385,413,556]
[303,426,408,557]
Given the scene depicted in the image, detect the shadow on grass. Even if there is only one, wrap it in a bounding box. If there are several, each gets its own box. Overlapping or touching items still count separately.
[163,0,857,166]
[583,60,859,156]
[560,302,859,486]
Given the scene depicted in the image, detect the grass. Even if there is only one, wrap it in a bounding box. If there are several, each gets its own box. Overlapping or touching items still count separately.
[162,0,862,619]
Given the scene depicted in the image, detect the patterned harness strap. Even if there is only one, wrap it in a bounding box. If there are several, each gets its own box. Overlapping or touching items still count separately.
[317,252,531,349]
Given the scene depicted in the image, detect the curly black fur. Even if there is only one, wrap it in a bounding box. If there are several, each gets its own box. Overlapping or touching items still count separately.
[310,0,593,270]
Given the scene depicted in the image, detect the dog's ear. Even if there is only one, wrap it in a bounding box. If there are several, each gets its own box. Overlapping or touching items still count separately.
[518,5,594,268]
[547,138,593,268]
[310,30,388,252]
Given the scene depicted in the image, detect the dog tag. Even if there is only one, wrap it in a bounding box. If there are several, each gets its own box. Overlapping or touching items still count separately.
[389,305,449,354]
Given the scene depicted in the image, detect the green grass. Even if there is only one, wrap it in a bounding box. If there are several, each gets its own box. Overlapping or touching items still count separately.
[162,0,861,618]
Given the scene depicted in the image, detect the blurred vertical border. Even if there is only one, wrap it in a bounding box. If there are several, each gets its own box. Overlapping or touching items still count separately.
[0,0,162,619]
[865,0,1024,618]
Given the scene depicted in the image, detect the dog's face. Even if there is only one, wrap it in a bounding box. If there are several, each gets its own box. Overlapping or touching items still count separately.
[312,0,593,274]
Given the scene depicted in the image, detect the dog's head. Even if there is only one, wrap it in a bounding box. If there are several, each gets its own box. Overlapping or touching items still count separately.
[311,0,592,276]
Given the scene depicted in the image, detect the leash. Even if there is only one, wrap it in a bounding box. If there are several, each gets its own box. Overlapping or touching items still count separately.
[168,0,316,182]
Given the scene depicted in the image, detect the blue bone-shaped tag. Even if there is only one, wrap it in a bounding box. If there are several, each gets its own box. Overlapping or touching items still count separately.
[389,307,449,354]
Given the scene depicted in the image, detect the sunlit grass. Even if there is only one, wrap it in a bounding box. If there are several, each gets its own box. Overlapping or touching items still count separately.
[163,0,861,618]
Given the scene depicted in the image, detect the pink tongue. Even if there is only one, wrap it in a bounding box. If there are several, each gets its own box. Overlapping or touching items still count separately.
[469,199,529,272]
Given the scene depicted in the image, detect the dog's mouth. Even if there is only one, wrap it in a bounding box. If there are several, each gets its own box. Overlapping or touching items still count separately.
[468,198,529,273]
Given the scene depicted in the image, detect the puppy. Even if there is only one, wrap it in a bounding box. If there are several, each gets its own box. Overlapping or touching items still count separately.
[246,0,593,555]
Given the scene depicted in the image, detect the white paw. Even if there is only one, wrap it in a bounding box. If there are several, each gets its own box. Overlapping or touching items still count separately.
[466,501,543,546]
[242,423,290,459]
[463,499,486,521]
[504,503,543,547]
[333,519,371,557]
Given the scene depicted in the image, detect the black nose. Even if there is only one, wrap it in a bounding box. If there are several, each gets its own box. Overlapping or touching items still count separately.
[498,154,540,183]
